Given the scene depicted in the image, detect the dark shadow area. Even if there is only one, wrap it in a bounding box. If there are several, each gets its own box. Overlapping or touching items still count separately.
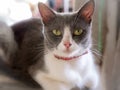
[0,57,41,89]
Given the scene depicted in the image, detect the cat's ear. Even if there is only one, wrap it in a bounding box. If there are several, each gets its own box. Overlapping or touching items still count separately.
[38,3,56,24]
[77,0,95,23]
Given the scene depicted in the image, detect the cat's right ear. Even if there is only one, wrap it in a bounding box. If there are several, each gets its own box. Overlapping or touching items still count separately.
[77,0,95,23]
[38,3,56,25]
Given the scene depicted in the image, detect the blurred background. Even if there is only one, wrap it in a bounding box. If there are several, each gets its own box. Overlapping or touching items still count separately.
[0,0,120,90]
[0,0,75,25]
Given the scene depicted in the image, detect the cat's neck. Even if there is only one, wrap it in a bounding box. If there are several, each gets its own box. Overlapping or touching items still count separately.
[34,50,96,88]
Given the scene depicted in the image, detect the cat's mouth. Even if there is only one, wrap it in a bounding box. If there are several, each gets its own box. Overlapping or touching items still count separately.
[54,51,88,61]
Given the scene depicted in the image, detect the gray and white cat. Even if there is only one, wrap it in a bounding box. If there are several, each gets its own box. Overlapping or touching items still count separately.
[0,0,101,90]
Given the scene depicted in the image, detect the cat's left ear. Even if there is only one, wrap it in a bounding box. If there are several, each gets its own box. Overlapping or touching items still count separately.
[77,0,95,23]
[38,3,56,25]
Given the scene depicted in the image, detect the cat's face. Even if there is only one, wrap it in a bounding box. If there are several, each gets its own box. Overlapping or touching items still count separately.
[38,1,94,60]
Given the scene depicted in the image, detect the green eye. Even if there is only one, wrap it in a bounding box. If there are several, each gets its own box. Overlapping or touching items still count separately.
[74,29,83,36]
[52,29,61,36]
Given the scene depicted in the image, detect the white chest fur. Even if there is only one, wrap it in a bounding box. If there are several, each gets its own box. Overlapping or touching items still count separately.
[32,52,99,90]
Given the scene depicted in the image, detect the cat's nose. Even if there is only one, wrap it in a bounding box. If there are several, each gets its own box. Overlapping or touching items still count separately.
[64,42,72,49]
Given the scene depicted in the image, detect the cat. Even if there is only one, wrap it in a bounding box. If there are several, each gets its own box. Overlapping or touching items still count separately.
[0,21,16,64]
[0,0,101,90]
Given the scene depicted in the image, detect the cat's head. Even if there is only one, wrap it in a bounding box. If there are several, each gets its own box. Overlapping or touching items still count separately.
[38,0,95,60]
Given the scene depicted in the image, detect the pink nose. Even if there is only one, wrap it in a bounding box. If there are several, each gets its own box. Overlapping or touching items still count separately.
[64,42,72,49]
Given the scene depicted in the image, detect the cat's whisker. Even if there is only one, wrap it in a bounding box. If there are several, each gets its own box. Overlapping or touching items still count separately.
[91,51,102,57]
[35,47,50,55]
[90,49,102,57]
[45,36,55,47]
[91,43,99,46]
[89,43,99,47]
[91,48,101,53]
[33,41,55,56]
[92,38,99,43]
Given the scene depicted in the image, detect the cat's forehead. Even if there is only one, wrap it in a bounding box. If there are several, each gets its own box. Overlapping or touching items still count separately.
[47,13,90,29]
[55,13,76,22]
[46,13,75,27]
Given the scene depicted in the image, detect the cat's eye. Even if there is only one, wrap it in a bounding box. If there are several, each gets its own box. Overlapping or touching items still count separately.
[73,29,83,36]
[52,29,62,36]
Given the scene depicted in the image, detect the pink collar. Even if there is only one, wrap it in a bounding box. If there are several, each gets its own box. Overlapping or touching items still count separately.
[54,51,88,61]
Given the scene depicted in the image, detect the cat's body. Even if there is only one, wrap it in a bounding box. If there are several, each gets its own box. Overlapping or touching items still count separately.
[0,0,101,90]
[10,18,99,90]
[0,21,16,64]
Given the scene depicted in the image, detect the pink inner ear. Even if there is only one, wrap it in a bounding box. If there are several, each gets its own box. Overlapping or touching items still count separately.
[82,6,94,19]
[40,9,52,23]
[38,3,55,24]
[81,2,94,22]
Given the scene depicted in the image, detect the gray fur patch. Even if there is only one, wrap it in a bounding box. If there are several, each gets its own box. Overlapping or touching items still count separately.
[0,21,16,62]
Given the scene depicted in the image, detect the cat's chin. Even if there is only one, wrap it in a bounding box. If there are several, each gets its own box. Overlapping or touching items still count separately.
[54,51,88,61]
